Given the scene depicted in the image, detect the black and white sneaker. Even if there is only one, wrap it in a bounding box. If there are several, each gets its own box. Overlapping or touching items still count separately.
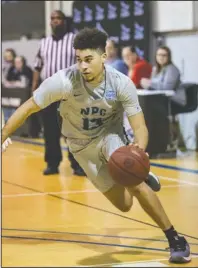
[169,236,191,263]
[145,171,161,192]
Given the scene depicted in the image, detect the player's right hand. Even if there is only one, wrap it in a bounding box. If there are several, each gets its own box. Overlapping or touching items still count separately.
[2,137,12,152]
[129,142,149,157]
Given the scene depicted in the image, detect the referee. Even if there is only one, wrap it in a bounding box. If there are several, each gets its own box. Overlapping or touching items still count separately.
[32,10,85,176]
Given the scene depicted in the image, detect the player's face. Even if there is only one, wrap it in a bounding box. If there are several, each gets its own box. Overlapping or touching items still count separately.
[156,48,169,66]
[76,49,107,82]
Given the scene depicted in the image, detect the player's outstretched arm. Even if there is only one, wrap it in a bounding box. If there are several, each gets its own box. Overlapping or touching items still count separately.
[2,111,12,152]
[2,70,69,149]
[2,97,41,145]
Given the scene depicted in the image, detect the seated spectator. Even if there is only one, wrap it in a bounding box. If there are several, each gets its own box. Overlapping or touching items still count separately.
[140,46,180,92]
[122,46,152,88]
[2,49,17,122]
[2,48,16,84]
[140,46,185,152]
[4,56,33,88]
[105,39,128,75]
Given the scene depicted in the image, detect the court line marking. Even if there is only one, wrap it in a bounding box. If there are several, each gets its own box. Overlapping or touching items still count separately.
[82,256,198,267]
[160,176,198,186]
[1,184,192,198]
[111,261,168,267]
[3,179,198,241]
[4,147,198,187]
[2,189,98,198]
[2,235,198,255]
[18,148,43,155]
[3,228,198,246]
[150,162,198,174]
[11,136,198,175]
[161,184,192,188]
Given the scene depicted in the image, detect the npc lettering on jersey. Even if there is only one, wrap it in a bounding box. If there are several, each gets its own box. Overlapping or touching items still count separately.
[79,87,117,131]
[81,107,106,116]
[80,107,107,130]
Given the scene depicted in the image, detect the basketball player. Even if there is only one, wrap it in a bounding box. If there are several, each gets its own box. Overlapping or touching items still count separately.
[2,28,191,263]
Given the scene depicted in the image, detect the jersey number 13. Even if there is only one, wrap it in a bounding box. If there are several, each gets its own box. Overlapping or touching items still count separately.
[82,118,103,130]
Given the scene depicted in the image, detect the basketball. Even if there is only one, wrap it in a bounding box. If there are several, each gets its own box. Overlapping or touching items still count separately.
[108,144,150,187]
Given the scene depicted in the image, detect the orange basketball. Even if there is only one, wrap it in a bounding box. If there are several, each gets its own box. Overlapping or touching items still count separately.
[108,144,150,187]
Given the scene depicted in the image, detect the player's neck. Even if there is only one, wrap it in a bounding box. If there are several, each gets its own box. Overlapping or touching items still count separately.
[87,68,105,86]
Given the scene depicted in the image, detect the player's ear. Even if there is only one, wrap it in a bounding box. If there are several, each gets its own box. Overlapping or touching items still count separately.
[101,53,107,63]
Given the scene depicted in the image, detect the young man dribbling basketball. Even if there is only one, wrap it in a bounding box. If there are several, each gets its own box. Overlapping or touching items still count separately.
[2,28,191,263]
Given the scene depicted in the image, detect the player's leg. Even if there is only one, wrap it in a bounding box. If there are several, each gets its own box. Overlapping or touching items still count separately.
[101,131,170,226]
[101,133,191,264]
[72,134,191,264]
[101,133,170,226]
[102,179,191,263]
[127,181,191,263]
[71,136,133,212]
[97,164,133,212]
[103,184,132,212]
[129,182,171,229]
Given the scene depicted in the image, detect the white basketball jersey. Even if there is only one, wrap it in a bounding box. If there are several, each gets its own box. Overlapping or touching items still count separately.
[33,64,142,142]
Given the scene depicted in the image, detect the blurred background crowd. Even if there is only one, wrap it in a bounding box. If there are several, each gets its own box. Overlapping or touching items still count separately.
[2,1,198,174]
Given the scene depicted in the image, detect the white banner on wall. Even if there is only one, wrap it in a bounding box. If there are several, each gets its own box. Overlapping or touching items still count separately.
[153,1,194,32]
[165,33,198,83]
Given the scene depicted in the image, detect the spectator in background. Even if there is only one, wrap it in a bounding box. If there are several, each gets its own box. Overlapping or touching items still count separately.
[105,41,132,143]
[2,49,17,122]
[141,46,183,152]
[2,48,16,84]
[32,10,85,176]
[122,46,152,88]
[140,46,181,91]
[5,56,38,139]
[4,56,33,88]
[105,39,128,75]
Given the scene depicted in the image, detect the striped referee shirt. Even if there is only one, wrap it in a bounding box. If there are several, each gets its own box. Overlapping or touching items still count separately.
[34,32,76,80]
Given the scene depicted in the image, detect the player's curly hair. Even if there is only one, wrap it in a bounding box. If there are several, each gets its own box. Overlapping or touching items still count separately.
[73,28,108,53]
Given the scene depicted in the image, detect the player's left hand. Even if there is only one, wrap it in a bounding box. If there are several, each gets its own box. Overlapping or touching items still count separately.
[2,137,12,152]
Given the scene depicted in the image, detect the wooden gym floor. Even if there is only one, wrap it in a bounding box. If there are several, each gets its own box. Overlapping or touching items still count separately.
[2,137,198,267]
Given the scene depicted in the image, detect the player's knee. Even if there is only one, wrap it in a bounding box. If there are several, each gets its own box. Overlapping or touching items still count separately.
[120,204,132,212]
[117,200,133,212]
